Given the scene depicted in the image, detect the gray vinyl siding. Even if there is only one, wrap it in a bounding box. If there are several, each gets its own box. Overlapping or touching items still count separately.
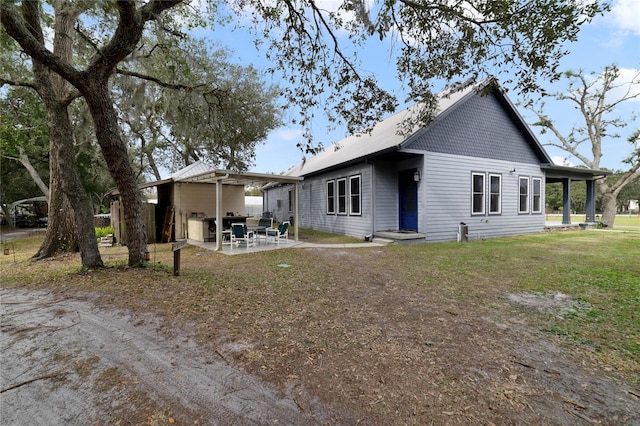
[297,163,373,238]
[263,184,294,224]
[372,160,398,231]
[423,151,545,242]
[371,157,424,232]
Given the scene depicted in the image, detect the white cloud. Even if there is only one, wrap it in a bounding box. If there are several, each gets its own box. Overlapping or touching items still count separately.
[609,0,640,35]
[615,67,640,102]
[273,127,304,141]
[551,156,575,167]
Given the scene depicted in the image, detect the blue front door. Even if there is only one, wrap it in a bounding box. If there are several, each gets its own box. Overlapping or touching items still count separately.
[399,169,418,231]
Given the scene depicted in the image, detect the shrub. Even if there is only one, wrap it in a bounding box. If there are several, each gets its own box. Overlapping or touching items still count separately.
[95,226,114,238]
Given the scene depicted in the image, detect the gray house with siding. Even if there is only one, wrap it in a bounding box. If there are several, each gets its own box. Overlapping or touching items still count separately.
[264,79,607,242]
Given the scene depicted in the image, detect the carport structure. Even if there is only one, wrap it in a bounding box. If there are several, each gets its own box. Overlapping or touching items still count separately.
[174,169,303,250]
[542,164,610,225]
[133,162,304,250]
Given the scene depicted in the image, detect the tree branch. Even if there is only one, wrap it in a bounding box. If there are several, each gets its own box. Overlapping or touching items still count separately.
[0,3,82,85]
[115,68,206,91]
[0,78,37,90]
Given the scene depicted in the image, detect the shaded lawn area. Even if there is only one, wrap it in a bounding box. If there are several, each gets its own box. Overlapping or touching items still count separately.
[2,229,639,423]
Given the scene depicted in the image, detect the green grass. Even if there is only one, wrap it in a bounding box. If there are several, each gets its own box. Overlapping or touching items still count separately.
[545,213,640,229]
[379,231,640,372]
[2,229,638,378]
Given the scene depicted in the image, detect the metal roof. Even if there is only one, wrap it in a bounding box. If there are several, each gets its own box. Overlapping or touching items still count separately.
[285,79,490,177]
[541,164,611,181]
[147,160,300,185]
[114,161,302,195]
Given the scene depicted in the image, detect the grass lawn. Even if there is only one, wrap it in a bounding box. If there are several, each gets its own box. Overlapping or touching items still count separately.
[2,228,638,422]
[546,213,640,230]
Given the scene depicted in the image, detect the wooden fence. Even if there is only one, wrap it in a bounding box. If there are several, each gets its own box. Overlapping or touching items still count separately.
[110,201,158,245]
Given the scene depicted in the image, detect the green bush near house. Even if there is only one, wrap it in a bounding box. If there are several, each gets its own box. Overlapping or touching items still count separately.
[95,226,114,238]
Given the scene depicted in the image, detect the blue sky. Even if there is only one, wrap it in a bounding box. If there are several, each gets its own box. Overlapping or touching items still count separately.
[201,0,640,174]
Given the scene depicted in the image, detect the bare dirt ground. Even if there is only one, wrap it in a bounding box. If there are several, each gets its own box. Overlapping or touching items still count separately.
[0,287,344,425]
[1,242,639,425]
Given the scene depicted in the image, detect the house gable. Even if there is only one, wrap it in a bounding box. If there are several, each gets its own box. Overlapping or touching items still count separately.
[404,88,549,164]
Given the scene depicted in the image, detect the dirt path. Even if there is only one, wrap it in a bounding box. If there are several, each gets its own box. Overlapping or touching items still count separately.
[0,288,335,425]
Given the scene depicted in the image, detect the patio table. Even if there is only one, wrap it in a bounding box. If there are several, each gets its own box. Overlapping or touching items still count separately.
[247,226,268,243]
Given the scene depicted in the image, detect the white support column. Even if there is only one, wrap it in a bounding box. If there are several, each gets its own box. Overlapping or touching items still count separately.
[216,179,223,250]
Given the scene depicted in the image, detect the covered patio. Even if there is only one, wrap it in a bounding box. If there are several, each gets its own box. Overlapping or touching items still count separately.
[170,168,303,251]
[542,164,610,225]
[122,161,304,250]
[187,233,303,255]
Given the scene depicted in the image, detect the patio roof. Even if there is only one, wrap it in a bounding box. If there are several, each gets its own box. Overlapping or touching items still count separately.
[541,164,610,182]
[173,168,303,186]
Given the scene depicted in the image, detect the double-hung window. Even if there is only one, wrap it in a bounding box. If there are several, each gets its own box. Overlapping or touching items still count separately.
[471,172,485,215]
[519,177,530,214]
[349,175,361,215]
[326,180,335,214]
[337,178,347,214]
[532,178,542,213]
[489,174,502,214]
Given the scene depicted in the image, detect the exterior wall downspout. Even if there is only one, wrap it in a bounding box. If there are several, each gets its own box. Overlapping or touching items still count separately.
[294,182,299,242]
[370,160,376,238]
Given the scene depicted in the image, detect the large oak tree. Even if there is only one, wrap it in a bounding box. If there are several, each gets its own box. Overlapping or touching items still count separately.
[2,1,182,265]
[525,65,640,226]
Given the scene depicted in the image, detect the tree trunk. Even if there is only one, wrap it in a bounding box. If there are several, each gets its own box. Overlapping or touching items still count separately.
[83,82,147,266]
[16,147,50,199]
[29,3,103,267]
[600,191,618,228]
[33,170,77,259]
[42,101,104,267]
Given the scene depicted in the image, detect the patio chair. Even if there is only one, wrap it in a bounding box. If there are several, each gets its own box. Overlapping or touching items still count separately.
[231,223,255,247]
[207,219,216,242]
[258,217,273,228]
[253,217,273,242]
[266,221,289,245]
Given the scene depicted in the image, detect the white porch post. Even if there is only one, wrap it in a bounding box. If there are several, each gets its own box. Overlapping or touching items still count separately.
[216,179,223,250]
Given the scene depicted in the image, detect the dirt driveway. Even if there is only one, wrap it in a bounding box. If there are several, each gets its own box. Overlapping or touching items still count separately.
[0,287,340,425]
[2,286,638,425]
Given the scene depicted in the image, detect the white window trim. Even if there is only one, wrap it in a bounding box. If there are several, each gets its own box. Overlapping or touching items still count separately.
[532,177,542,214]
[349,175,362,216]
[471,172,485,215]
[519,176,530,214]
[326,180,335,214]
[489,173,502,215]
[337,178,347,215]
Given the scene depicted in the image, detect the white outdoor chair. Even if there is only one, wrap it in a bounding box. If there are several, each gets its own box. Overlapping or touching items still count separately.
[266,221,289,245]
[231,223,255,247]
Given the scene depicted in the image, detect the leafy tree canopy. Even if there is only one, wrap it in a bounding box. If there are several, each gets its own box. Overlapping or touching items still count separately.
[226,0,606,143]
